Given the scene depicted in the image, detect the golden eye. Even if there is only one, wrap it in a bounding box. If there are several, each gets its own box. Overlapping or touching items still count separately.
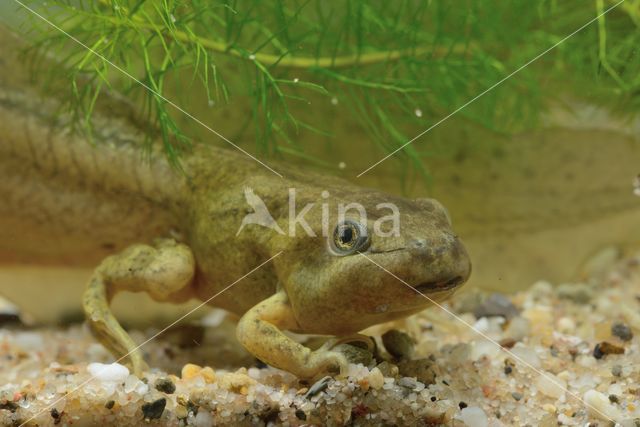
[330,220,369,255]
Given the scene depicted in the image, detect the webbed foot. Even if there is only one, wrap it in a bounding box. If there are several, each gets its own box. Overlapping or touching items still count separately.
[82,239,195,375]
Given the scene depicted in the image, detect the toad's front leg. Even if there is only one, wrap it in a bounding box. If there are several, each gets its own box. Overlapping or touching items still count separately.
[237,291,349,379]
[83,239,195,375]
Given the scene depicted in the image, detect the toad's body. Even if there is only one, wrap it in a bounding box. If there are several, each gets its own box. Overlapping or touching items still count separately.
[0,53,470,378]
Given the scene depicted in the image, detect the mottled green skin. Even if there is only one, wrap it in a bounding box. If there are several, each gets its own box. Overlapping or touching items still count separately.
[0,28,471,377]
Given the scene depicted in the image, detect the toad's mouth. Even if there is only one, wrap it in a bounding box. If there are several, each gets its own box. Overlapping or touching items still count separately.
[414,276,465,293]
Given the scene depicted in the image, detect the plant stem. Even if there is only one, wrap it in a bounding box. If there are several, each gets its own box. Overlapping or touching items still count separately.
[93,0,467,69]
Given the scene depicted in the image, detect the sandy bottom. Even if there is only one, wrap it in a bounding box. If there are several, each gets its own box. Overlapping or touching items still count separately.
[1,254,639,426]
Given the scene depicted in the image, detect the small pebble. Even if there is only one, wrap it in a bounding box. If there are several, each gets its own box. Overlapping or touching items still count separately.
[447,343,471,365]
[155,377,176,394]
[504,316,530,341]
[295,409,306,420]
[142,398,166,420]
[181,363,216,383]
[458,406,488,427]
[305,376,331,398]
[12,332,44,351]
[583,389,622,421]
[557,316,576,333]
[367,368,385,390]
[104,400,115,410]
[509,344,541,368]
[459,401,468,409]
[398,358,437,385]
[473,293,519,319]
[609,394,619,403]
[611,323,633,341]
[557,283,593,303]
[382,329,415,359]
[375,361,399,377]
[593,341,625,359]
[398,377,419,390]
[194,410,213,426]
[181,363,202,380]
[612,364,623,377]
[511,392,523,401]
[87,362,129,382]
[536,374,567,399]
[174,403,188,419]
[499,337,516,349]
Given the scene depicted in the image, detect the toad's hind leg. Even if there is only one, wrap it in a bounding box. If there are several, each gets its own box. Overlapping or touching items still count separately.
[83,239,195,376]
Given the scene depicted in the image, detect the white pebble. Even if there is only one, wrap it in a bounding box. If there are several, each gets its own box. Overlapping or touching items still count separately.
[504,317,530,341]
[331,97,338,105]
[195,410,214,426]
[530,280,553,295]
[472,317,490,333]
[471,339,501,360]
[124,375,138,393]
[556,317,575,333]
[535,374,566,399]
[13,332,44,351]
[509,343,541,368]
[87,362,130,382]
[458,406,488,427]
[367,368,384,390]
[607,383,623,396]
[414,108,423,117]
[583,389,621,422]
[200,308,227,327]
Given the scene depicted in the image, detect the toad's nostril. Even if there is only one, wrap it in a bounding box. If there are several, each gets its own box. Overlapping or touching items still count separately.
[410,238,428,249]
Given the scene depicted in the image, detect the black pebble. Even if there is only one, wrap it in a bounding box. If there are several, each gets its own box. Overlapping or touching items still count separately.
[459,402,468,409]
[609,394,619,404]
[504,365,513,375]
[295,409,307,420]
[50,408,60,419]
[142,398,166,420]
[155,378,176,394]
[104,400,115,410]
[0,401,18,412]
[593,344,604,359]
[611,323,633,341]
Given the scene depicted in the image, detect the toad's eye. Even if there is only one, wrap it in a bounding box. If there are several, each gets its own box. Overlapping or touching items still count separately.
[330,220,369,255]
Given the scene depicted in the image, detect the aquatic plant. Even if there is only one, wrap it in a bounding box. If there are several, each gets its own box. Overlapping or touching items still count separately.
[15,0,640,177]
